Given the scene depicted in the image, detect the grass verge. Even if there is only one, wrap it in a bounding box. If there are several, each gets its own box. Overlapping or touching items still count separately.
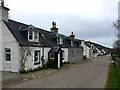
[106,64,120,89]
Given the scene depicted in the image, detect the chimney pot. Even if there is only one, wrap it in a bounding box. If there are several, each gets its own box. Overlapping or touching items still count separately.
[52,22,56,28]
[1,0,4,6]
[71,32,73,35]
[50,21,58,33]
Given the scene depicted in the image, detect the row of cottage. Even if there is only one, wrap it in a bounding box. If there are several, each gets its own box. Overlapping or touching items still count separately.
[0,4,110,72]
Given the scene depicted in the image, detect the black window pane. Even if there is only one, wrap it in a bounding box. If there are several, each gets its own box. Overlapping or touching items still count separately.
[6,54,11,61]
[34,32,38,39]
[6,49,10,52]
[29,31,33,40]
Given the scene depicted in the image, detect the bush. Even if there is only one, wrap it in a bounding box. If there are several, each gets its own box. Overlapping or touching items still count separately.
[19,70,28,74]
[52,64,58,69]
[45,59,58,69]
[83,55,87,60]
[62,62,70,64]
[19,66,43,74]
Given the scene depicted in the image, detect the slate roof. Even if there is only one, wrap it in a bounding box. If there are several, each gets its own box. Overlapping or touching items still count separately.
[49,47,62,53]
[4,19,81,48]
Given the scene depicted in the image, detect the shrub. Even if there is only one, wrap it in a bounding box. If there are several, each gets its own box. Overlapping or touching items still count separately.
[45,59,58,69]
[52,64,58,69]
[19,66,44,74]
[83,55,87,60]
[62,62,70,64]
[19,70,28,74]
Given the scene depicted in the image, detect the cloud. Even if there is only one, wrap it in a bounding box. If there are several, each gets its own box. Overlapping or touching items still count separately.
[6,0,119,48]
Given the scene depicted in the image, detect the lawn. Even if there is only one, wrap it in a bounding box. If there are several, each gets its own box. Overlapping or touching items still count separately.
[106,64,120,89]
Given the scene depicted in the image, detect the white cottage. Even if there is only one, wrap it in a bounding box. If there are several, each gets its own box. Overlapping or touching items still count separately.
[81,40,91,58]
[0,4,83,72]
[0,5,62,72]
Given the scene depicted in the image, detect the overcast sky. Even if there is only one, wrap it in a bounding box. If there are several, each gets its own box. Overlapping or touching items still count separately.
[5,0,119,48]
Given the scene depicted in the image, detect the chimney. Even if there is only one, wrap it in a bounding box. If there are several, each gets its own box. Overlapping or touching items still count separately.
[1,0,4,6]
[118,1,120,19]
[70,32,75,39]
[0,0,10,22]
[50,22,58,33]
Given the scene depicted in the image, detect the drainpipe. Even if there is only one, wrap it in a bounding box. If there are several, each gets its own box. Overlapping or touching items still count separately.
[42,46,44,66]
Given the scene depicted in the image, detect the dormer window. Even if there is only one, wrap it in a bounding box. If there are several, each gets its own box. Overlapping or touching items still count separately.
[57,37,60,44]
[34,32,38,40]
[57,37,63,45]
[29,30,33,40]
[28,30,39,42]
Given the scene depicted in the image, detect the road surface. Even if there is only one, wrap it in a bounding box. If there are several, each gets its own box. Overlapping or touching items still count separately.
[10,55,111,88]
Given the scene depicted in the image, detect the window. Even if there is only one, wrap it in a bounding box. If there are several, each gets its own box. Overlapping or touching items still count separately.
[34,50,40,65]
[57,37,60,44]
[57,37,63,45]
[5,48,11,61]
[34,32,38,40]
[50,53,54,59]
[28,31,39,42]
[29,30,33,40]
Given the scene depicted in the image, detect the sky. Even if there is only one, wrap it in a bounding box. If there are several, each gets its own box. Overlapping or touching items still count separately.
[5,0,120,48]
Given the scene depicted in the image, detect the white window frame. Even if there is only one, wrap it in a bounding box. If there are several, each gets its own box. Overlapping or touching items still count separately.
[28,30,33,41]
[28,31,39,42]
[5,48,11,62]
[57,37,63,45]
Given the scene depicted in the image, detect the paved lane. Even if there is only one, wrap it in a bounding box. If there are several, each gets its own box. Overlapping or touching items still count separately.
[10,55,111,88]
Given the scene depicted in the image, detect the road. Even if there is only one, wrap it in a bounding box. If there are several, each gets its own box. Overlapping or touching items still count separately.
[10,55,111,88]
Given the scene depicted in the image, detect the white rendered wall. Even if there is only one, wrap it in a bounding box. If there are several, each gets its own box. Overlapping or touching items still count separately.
[44,47,51,63]
[81,41,90,58]
[0,21,2,71]
[25,47,42,70]
[25,47,51,70]
[62,48,68,62]
[2,21,20,72]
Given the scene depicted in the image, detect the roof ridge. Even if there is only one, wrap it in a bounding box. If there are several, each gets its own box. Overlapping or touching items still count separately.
[8,19,27,26]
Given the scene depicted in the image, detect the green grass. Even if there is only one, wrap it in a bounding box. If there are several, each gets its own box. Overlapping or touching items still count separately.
[106,64,120,89]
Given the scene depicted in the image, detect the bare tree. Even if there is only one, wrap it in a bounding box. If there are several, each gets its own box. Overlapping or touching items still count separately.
[20,47,31,70]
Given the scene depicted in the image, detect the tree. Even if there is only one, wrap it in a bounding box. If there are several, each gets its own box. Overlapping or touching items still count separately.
[20,47,32,70]
[113,19,120,56]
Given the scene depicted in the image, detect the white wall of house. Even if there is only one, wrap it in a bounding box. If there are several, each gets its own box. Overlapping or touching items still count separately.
[86,47,90,58]
[2,21,20,72]
[0,21,2,71]
[44,47,51,63]
[81,41,90,58]
[25,47,51,70]
[61,48,68,62]
[25,47,42,70]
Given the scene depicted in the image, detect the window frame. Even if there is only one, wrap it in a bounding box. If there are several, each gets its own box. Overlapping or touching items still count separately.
[34,50,41,65]
[57,37,63,45]
[50,53,54,59]
[5,48,11,62]
[28,30,39,42]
